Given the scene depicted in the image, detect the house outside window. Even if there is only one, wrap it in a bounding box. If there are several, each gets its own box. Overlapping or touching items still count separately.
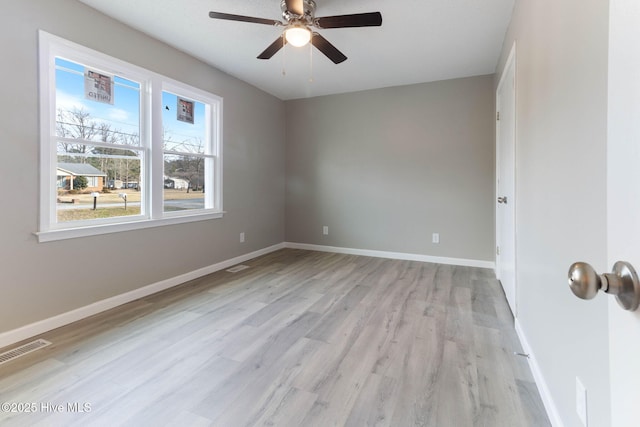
[38,32,223,242]
[56,163,106,191]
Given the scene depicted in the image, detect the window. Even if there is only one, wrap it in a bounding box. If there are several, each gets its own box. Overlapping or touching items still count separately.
[38,32,223,242]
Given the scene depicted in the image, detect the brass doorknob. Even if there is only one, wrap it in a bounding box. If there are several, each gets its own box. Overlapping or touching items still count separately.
[568,261,640,311]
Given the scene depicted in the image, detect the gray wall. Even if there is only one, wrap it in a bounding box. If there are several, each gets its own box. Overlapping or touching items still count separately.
[285,77,495,262]
[0,0,286,334]
[495,0,610,425]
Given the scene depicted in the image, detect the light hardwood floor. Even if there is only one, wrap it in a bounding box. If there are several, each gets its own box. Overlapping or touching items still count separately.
[0,249,550,426]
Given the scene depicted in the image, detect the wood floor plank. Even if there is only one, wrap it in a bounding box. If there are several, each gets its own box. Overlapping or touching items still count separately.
[299,325,388,425]
[292,301,377,394]
[474,324,528,426]
[250,386,318,427]
[443,285,481,420]
[161,410,212,427]
[0,249,550,426]
[305,284,371,342]
[516,378,553,427]
[192,311,322,422]
[344,373,398,427]
[126,356,239,427]
[388,314,442,426]
[210,338,321,427]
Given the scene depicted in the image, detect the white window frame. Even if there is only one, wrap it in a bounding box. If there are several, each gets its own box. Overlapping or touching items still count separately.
[37,31,223,242]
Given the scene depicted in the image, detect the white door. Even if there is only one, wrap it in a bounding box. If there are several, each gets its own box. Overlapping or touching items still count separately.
[496,45,517,315]
[607,1,640,425]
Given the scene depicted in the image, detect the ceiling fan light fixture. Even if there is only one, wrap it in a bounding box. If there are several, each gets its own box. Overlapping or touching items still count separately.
[285,26,311,47]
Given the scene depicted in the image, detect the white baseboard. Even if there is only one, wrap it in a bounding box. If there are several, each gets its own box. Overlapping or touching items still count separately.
[284,242,495,269]
[515,319,564,427]
[0,243,285,350]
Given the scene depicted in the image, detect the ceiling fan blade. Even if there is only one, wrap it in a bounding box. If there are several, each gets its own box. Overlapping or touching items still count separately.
[257,36,287,60]
[311,33,347,64]
[285,0,304,16]
[315,12,382,29]
[209,11,281,26]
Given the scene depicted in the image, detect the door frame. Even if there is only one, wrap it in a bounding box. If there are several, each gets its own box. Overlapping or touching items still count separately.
[495,42,517,315]
[607,1,640,425]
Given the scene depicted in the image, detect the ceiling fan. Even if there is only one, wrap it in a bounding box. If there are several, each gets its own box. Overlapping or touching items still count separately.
[209,0,382,64]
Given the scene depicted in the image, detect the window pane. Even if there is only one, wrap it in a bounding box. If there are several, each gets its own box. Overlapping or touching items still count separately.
[162,91,207,154]
[55,58,141,146]
[57,152,142,223]
[163,154,206,212]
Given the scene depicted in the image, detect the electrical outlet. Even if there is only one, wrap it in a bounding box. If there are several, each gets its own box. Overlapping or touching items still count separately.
[576,377,587,426]
[323,226,329,235]
[432,233,440,244]
[240,232,245,243]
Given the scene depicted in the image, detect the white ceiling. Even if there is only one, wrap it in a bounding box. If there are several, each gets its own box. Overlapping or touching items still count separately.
[78,0,515,100]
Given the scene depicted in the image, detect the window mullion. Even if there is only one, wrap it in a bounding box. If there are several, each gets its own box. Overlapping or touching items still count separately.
[150,77,164,219]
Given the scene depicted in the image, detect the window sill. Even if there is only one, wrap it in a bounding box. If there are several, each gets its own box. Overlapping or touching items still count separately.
[35,211,224,242]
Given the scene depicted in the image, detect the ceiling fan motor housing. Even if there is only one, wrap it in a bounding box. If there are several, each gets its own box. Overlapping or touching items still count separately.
[281,0,316,23]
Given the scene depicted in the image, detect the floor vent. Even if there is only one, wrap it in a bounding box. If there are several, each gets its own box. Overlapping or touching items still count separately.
[0,339,52,365]
[226,264,250,273]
